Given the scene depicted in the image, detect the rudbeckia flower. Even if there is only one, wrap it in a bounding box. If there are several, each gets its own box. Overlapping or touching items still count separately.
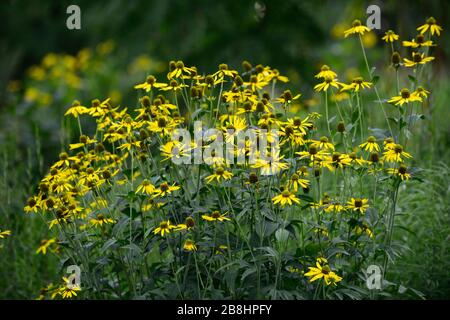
[205,166,233,184]
[90,214,115,227]
[183,239,197,251]
[346,198,369,213]
[202,211,230,222]
[0,229,12,239]
[153,182,181,197]
[314,76,343,92]
[382,30,399,43]
[304,258,342,286]
[382,144,412,163]
[134,75,167,92]
[36,238,56,254]
[65,100,89,118]
[387,164,411,181]
[388,88,422,106]
[315,65,337,79]
[403,52,435,68]
[153,220,176,236]
[417,17,443,36]
[135,179,155,195]
[402,34,434,48]
[359,136,380,152]
[341,77,372,92]
[272,190,300,206]
[344,19,371,38]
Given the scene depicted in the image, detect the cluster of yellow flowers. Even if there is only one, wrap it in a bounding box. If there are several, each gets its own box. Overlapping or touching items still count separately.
[23,17,442,298]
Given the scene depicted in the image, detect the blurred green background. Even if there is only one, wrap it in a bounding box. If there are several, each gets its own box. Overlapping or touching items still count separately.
[0,0,449,299]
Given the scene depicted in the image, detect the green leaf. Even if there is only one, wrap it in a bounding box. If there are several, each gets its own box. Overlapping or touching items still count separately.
[275,228,290,243]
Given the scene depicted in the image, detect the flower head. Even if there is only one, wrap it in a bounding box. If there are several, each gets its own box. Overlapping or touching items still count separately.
[304,258,342,286]
[344,19,371,38]
[417,17,443,36]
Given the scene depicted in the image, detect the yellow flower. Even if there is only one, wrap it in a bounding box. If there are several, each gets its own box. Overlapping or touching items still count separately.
[383,137,396,150]
[288,173,309,192]
[314,76,343,92]
[388,88,422,106]
[344,19,371,38]
[402,34,434,48]
[167,60,195,79]
[212,63,238,78]
[65,100,89,118]
[153,182,181,197]
[160,141,191,162]
[136,179,156,195]
[251,150,289,175]
[69,135,97,150]
[315,65,337,79]
[159,79,188,92]
[341,77,372,92]
[202,211,230,222]
[206,166,233,184]
[296,145,329,162]
[346,198,369,213]
[36,238,56,254]
[304,258,342,286]
[153,220,176,236]
[244,74,269,92]
[285,116,313,135]
[24,196,40,213]
[414,86,430,99]
[59,277,81,299]
[354,223,374,238]
[403,52,435,68]
[311,136,335,151]
[382,144,412,163]
[328,152,352,169]
[359,136,380,152]
[87,98,111,117]
[417,17,443,36]
[90,214,115,227]
[0,229,12,239]
[387,164,411,181]
[272,190,300,206]
[382,30,399,43]
[275,90,301,104]
[183,239,197,251]
[175,217,195,231]
[134,75,167,92]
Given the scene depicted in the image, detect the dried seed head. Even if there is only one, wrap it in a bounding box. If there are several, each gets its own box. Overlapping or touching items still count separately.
[234,75,244,86]
[141,96,151,107]
[249,172,258,184]
[369,152,379,163]
[102,170,111,180]
[185,217,195,228]
[95,143,105,153]
[337,121,346,133]
[80,135,88,144]
[242,60,252,71]
[391,52,401,65]
[352,19,362,27]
